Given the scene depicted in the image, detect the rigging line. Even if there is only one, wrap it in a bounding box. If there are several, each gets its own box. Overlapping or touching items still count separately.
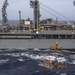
[40,3,72,21]
[41,6,64,21]
[41,6,65,21]
[40,13,47,19]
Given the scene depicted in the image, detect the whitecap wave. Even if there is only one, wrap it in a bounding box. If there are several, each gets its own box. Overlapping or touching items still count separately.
[34,48,40,51]
[51,53,63,57]
[70,55,75,59]
[62,50,70,53]
[7,53,21,57]
[72,60,75,64]
[67,60,75,64]
[21,53,49,60]
[1,52,45,60]
[30,55,44,60]
[18,58,24,61]
[24,53,44,60]
[60,73,67,75]
[0,59,9,64]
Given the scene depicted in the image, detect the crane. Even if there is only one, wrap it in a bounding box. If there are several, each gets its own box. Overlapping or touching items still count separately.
[29,0,44,34]
[2,0,9,28]
[30,0,40,29]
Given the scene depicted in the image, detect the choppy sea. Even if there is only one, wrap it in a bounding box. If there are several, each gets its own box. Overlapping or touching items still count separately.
[0,48,75,75]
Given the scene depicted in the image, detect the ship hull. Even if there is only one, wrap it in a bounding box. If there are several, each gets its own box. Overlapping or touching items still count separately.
[0,39,75,49]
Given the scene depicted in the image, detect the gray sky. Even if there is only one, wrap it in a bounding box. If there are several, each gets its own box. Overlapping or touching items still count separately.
[0,0,75,21]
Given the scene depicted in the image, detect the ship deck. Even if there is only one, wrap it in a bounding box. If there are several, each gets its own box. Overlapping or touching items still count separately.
[0,30,75,39]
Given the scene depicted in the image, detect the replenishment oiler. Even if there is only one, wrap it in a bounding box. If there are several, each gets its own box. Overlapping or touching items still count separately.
[0,0,75,50]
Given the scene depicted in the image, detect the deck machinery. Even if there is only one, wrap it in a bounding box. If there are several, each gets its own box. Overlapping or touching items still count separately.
[30,0,44,33]
[30,0,40,29]
[2,0,9,31]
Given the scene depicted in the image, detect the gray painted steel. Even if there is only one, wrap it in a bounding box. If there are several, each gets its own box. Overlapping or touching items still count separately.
[0,39,75,49]
[0,30,75,49]
[0,30,75,34]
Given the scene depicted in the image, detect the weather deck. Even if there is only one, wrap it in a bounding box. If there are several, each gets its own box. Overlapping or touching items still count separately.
[0,30,75,39]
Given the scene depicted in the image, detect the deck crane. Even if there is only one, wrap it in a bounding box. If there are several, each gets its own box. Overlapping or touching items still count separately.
[2,0,9,31]
[29,0,44,34]
[30,0,40,29]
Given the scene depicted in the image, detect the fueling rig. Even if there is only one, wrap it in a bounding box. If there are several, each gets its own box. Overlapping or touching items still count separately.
[29,0,44,33]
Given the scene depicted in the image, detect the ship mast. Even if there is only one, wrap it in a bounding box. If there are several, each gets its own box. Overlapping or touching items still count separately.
[30,0,40,29]
[73,0,75,6]
[2,0,9,26]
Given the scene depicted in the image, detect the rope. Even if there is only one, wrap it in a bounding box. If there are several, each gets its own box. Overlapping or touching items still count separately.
[41,6,65,21]
[40,3,72,21]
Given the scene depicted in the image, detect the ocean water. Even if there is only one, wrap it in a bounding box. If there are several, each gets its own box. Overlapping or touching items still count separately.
[0,49,75,75]
[0,20,19,26]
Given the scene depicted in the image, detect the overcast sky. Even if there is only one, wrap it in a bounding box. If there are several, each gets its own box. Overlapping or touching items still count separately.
[0,0,75,21]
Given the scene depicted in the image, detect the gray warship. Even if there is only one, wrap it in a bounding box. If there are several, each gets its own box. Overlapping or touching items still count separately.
[0,0,75,49]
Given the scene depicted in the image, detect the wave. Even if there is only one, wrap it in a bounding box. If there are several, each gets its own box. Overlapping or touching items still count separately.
[34,48,40,51]
[0,59,9,64]
[60,73,67,75]
[23,53,44,60]
[6,53,21,57]
[72,60,75,64]
[70,55,75,59]
[0,52,45,60]
[0,49,75,65]
[18,58,24,62]
[67,60,75,64]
